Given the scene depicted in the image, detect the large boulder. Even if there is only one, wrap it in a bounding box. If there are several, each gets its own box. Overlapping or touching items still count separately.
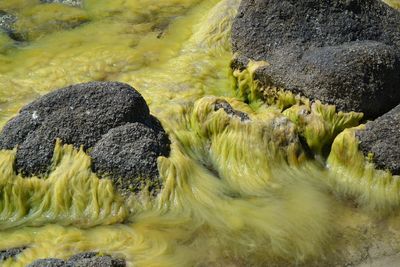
[0,81,170,193]
[231,0,400,118]
[356,104,400,175]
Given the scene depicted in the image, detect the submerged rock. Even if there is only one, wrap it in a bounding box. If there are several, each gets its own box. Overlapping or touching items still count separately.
[0,11,19,40]
[356,104,400,175]
[0,11,16,33]
[231,0,400,118]
[0,246,26,261]
[12,4,88,41]
[27,253,126,267]
[40,0,83,8]
[0,81,170,193]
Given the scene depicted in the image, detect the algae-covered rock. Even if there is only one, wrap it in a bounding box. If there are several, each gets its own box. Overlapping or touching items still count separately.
[214,100,250,121]
[0,81,170,193]
[0,246,26,262]
[231,0,400,118]
[327,127,400,214]
[356,104,400,175]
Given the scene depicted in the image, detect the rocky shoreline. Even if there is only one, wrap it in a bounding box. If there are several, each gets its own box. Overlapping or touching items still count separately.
[231,0,400,175]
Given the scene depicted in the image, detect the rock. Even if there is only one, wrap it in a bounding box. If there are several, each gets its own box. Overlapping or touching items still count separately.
[0,81,170,192]
[90,122,170,194]
[0,11,16,33]
[356,104,400,175]
[0,11,19,40]
[231,0,400,118]
[27,258,66,267]
[27,253,126,267]
[67,255,126,267]
[0,246,26,261]
[40,0,83,8]
[214,100,250,121]
[65,252,99,262]
[67,252,126,267]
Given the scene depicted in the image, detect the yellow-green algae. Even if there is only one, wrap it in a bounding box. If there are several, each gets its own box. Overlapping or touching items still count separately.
[0,0,400,266]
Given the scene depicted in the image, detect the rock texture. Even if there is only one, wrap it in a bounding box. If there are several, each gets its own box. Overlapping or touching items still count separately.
[27,253,125,267]
[40,0,83,7]
[0,11,18,40]
[0,81,170,192]
[27,259,66,267]
[356,104,400,175]
[90,121,170,193]
[214,100,250,121]
[231,0,400,118]
[0,247,26,262]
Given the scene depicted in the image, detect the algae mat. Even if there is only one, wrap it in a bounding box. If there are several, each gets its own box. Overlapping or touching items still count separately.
[0,0,400,266]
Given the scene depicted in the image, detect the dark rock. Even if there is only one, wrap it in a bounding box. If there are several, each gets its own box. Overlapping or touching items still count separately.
[356,104,400,175]
[90,122,170,194]
[67,252,126,267]
[0,246,26,261]
[0,11,16,34]
[0,81,170,193]
[231,0,400,118]
[0,112,42,150]
[66,252,98,262]
[26,253,126,267]
[0,11,19,40]
[27,258,66,267]
[40,0,83,7]
[68,255,126,267]
[214,100,250,121]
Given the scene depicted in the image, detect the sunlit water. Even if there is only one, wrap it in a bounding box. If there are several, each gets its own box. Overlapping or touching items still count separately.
[0,0,400,266]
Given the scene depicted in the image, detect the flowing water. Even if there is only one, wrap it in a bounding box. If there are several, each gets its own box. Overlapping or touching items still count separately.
[0,0,400,266]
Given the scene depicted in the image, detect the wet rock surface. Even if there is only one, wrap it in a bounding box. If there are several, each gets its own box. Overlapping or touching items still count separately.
[356,104,400,175]
[0,81,170,192]
[0,246,26,262]
[231,0,400,118]
[27,253,126,267]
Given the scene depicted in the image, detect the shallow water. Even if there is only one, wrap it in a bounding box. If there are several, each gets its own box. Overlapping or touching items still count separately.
[0,0,400,266]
